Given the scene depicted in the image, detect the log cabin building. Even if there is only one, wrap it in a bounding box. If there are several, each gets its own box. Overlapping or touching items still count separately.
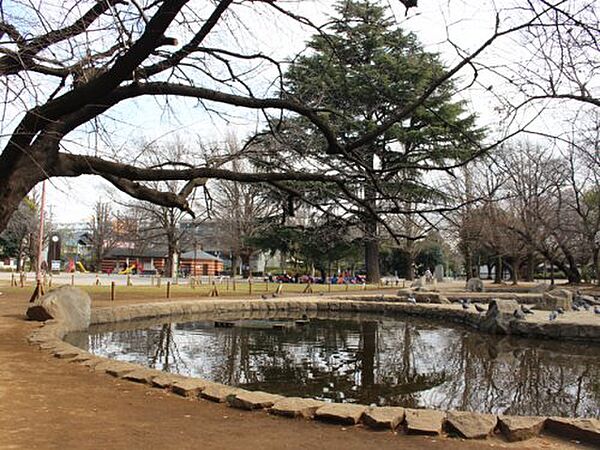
[101,248,224,276]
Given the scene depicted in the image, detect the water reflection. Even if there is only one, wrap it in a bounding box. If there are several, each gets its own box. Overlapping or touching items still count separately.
[66,315,600,417]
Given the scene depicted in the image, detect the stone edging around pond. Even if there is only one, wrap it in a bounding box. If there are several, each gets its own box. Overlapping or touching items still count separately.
[27,296,600,445]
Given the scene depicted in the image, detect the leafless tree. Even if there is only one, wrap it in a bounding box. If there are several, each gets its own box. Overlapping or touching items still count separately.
[212,135,276,277]
[0,1,580,235]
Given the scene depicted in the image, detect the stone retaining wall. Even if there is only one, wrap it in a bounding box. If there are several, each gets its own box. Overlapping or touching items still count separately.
[28,296,600,445]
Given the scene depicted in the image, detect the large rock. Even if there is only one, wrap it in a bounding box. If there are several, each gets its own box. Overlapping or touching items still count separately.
[479,299,520,334]
[498,416,545,442]
[362,407,405,430]
[396,288,414,296]
[414,292,450,304]
[410,277,425,289]
[466,278,484,292]
[404,409,445,435]
[530,283,551,293]
[545,417,600,446]
[26,286,91,332]
[538,288,573,311]
[315,403,367,425]
[269,397,324,418]
[445,411,497,439]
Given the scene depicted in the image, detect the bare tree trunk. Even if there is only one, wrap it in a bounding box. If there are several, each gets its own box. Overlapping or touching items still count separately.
[364,182,380,284]
[594,248,600,286]
[494,255,502,284]
[241,253,251,278]
[465,246,473,279]
[365,237,380,283]
[512,257,520,285]
[526,253,535,282]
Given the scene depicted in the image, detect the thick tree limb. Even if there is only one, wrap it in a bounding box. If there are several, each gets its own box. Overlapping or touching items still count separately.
[54,153,341,184]
[102,174,195,216]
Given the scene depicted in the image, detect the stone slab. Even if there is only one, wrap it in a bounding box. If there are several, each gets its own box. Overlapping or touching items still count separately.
[545,417,600,446]
[68,354,94,363]
[53,349,81,359]
[151,374,187,389]
[122,369,159,384]
[269,397,324,419]
[103,362,138,378]
[200,384,241,403]
[404,409,445,435]
[538,289,573,311]
[80,358,104,368]
[445,411,497,439]
[171,378,209,398]
[315,403,367,425]
[498,415,545,442]
[229,390,284,410]
[363,407,405,430]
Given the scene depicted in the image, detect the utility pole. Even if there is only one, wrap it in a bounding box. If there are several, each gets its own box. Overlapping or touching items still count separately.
[36,181,47,283]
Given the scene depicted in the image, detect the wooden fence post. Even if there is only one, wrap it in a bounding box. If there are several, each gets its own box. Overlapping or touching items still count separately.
[110,281,116,301]
[166,281,171,299]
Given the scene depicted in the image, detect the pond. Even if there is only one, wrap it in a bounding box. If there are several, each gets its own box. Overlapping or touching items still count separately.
[65,313,600,418]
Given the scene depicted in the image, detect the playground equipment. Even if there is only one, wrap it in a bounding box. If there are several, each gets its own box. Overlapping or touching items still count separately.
[76,261,88,273]
[118,263,137,275]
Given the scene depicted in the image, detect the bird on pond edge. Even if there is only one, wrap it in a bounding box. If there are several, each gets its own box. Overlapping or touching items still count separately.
[474,303,486,313]
[520,305,534,315]
[549,311,558,321]
[513,309,526,320]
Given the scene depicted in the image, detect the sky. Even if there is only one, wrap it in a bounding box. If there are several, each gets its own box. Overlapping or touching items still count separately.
[14,0,568,224]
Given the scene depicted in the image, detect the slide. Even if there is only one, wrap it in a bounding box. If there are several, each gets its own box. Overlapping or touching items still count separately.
[118,263,136,275]
[76,261,89,273]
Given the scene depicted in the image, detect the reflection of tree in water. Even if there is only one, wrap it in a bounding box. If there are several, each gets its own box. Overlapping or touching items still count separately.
[149,323,189,374]
[80,316,600,417]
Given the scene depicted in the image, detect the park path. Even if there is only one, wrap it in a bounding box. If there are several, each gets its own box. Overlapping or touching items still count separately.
[0,292,586,450]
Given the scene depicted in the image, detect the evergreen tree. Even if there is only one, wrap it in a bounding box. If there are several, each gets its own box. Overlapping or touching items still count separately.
[254,0,482,282]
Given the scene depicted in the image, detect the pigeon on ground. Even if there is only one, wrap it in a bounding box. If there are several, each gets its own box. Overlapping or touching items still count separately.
[462,302,470,309]
[513,309,526,320]
[261,294,268,300]
[594,306,600,314]
[572,304,581,312]
[407,296,417,304]
[475,303,486,313]
[521,305,534,315]
[556,307,565,314]
[549,311,558,321]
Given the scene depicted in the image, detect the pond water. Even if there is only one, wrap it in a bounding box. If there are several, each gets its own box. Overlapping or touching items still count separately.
[66,313,600,417]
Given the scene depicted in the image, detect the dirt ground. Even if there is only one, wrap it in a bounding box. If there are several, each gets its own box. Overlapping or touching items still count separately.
[0,288,592,449]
